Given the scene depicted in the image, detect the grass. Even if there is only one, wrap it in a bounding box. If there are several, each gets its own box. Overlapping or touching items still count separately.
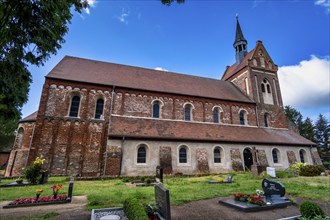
[0,172,329,211]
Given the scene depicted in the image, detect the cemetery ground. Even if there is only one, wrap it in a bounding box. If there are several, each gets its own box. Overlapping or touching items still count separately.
[0,172,329,220]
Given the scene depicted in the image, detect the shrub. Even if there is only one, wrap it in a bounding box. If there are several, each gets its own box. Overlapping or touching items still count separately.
[123,197,148,220]
[288,162,306,174]
[24,157,45,183]
[300,201,325,219]
[145,177,151,185]
[299,165,325,177]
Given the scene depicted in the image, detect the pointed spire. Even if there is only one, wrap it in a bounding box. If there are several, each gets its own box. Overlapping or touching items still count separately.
[234,15,247,45]
[233,15,248,65]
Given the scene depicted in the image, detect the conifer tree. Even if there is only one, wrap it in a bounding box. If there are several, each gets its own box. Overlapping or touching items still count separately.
[314,114,330,149]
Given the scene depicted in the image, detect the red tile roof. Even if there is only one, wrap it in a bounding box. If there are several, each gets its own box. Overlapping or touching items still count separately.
[221,49,255,81]
[20,111,38,123]
[109,116,315,146]
[47,56,253,103]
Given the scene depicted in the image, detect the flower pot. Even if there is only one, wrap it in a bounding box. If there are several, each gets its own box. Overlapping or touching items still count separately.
[16,180,23,184]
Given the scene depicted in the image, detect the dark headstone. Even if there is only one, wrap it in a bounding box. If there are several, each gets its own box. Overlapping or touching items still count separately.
[156,166,163,183]
[67,178,74,202]
[262,178,285,197]
[155,184,171,220]
[39,171,49,184]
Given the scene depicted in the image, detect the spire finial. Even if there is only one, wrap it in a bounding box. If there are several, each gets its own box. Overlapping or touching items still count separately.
[236,13,238,20]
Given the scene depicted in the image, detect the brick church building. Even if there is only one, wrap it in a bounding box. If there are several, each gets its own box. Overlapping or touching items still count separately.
[6,19,321,177]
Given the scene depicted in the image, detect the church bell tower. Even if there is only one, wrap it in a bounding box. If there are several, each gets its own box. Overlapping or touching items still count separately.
[234,16,248,65]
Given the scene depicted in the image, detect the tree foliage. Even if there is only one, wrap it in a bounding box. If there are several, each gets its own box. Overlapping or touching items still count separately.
[161,0,185,6]
[0,0,88,144]
[314,114,330,149]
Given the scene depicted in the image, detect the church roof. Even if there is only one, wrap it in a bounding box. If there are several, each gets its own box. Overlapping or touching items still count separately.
[109,116,315,146]
[222,48,255,81]
[20,111,38,123]
[47,56,253,103]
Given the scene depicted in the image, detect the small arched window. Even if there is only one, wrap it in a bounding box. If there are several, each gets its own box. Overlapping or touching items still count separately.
[299,149,306,163]
[267,84,271,93]
[214,147,221,163]
[239,110,247,125]
[213,108,220,123]
[94,98,104,119]
[179,147,187,163]
[184,104,192,121]
[261,84,266,93]
[153,101,160,118]
[272,148,279,163]
[69,95,80,117]
[137,145,146,163]
[264,113,269,127]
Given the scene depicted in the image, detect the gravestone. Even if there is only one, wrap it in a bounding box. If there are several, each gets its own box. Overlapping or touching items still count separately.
[156,166,163,183]
[262,178,285,197]
[39,171,49,184]
[155,184,171,220]
[266,167,276,178]
[67,178,74,202]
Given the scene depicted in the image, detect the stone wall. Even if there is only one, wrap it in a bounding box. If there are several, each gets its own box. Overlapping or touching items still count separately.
[287,151,297,165]
[159,146,172,174]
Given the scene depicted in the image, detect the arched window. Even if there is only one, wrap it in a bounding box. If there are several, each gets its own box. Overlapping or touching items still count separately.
[69,95,80,117]
[264,113,269,127]
[16,127,24,149]
[272,148,279,163]
[239,110,247,125]
[261,84,266,93]
[184,104,192,121]
[261,79,274,105]
[179,147,187,163]
[137,145,147,163]
[214,147,221,163]
[213,108,220,123]
[94,98,104,119]
[153,101,160,118]
[299,149,306,163]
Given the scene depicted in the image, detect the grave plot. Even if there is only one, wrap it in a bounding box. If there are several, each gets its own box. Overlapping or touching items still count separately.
[0,171,49,188]
[2,178,74,208]
[219,178,292,212]
[91,183,171,220]
[208,174,234,184]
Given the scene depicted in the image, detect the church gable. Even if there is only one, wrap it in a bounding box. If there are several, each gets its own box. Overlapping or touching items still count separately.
[248,41,278,72]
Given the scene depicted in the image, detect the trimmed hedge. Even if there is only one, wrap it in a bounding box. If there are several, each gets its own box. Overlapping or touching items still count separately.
[300,165,325,176]
[300,201,325,219]
[123,197,148,220]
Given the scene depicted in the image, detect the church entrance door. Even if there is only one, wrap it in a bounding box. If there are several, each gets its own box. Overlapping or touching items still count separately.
[243,148,253,170]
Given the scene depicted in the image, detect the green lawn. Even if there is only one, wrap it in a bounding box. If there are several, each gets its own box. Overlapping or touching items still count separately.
[0,173,329,211]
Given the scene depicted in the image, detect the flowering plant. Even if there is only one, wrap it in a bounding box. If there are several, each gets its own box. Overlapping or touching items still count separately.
[8,195,68,206]
[234,193,249,202]
[51,184,62,198]
[233,192,266,206]
[256,189,264,197]
[35,189,43,200]
[249,194,266,206]
[24,157,45,183]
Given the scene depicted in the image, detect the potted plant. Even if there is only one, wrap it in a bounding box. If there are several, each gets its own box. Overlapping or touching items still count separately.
[16,177,23,184]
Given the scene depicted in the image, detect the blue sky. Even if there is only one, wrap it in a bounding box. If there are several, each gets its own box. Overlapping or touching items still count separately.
[24,0,330,123]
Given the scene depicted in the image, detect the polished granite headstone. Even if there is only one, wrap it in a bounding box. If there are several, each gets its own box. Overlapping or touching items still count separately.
[219,178,291,212]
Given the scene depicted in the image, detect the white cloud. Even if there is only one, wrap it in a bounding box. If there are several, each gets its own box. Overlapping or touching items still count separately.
[314,0,330,13]
[84,0,97,15]
[154,67,169,72]
[117,9,130,24]
[278,55,330,109]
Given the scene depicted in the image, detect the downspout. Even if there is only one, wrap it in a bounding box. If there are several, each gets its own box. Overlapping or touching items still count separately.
[120,136,125,176]
[255,105,260,127]
[103,86,116,177]
[309,145,316,165]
